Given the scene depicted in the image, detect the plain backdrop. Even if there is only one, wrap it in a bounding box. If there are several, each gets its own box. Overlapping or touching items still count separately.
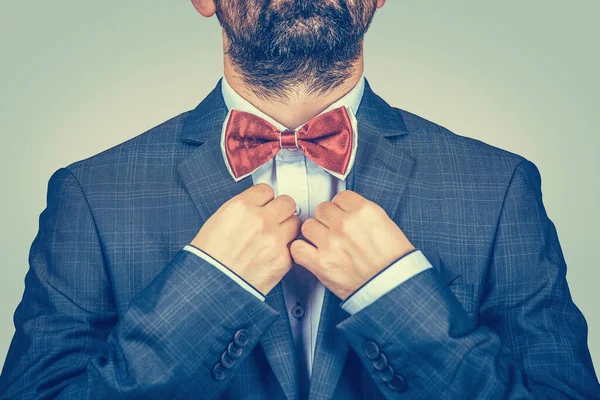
[1,1,598,374]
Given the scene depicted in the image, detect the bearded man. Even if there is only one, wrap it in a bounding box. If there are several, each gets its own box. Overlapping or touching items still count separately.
[1,0,598,399]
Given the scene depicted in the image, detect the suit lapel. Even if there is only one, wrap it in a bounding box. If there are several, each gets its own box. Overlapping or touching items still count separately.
[308,79,416,400]
[176,79,299,400]
[260,282,300,400]
[176,78,417,400]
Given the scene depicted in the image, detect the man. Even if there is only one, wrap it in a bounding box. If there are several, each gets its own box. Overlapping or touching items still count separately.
[0,0,598,398]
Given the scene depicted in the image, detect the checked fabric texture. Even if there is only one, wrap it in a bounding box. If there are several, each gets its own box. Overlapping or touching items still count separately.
[0,78,598,399]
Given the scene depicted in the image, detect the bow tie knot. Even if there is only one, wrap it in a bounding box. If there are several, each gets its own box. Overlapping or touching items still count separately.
[279,129,299,150]
[222,106,356,182]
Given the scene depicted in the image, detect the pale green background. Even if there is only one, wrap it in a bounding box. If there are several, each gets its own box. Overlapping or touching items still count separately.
[1,1,598,375]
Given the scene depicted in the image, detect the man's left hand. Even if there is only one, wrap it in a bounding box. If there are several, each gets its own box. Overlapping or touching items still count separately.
[289,190,416,301]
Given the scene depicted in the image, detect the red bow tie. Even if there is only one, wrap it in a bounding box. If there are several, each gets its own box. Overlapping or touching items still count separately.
[223,106,354,181]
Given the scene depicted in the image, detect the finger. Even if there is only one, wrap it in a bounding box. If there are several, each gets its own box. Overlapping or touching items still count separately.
[238,183,275,206]
[289,239,319,273]
[280,215,302,243]
[314,201,345,228]
[300,218,329,248]
[263,194,297,223]
[331,190,365,212]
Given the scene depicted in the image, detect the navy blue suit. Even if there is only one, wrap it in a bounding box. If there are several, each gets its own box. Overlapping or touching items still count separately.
[1,79,598,399]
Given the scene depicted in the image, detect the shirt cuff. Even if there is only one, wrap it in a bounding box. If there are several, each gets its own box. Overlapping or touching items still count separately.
[340,249,433,315]
[183,244,266,302]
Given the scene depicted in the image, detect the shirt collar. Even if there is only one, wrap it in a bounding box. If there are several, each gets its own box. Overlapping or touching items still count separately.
[220,74,366,131]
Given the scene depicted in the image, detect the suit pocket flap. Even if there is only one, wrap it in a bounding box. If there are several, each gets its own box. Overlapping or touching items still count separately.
[420,248,462,285]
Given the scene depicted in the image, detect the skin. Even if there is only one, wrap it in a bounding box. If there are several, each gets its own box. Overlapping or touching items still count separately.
[191,0,386,129]
[189,0,416,301]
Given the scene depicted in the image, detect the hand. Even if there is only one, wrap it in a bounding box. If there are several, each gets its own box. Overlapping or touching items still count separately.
[190,183,302,296]
[290,190,415,301]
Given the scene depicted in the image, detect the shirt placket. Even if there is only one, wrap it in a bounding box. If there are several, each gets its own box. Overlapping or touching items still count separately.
[276,148,316,389]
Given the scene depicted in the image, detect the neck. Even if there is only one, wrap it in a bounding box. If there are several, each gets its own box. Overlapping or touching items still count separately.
[223,54,364,131]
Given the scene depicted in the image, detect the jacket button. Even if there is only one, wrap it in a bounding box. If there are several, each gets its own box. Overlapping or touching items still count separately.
[364,341,380,360]
[387,374,408,392]
[227,342,243,359]
[211,362,228,381]
[233,329,249,347]
[373,352,388,371]
[220,350,236,369]
[379,365,395,383]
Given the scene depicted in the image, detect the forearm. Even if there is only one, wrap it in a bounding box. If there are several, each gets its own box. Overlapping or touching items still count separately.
[337,267,583,399]
[1,249,279,400]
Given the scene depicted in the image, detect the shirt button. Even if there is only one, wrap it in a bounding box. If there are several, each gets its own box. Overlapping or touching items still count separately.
[291,303,305,319]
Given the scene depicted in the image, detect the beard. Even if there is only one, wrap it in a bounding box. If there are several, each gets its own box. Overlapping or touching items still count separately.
[213,0,379,99]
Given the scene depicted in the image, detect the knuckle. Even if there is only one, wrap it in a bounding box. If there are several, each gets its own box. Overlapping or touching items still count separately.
[253,211,270,231]
[338,217,352,233]
[333,190,351,202]
[278,194,296,209]
[256,183,275,198]
[331,193,342,205]
[278,193,294,204]
[314,202,327,218]
[357,201,375,217]
[372,202,386,215]
[229,198,249,214]
[328,235,343,251]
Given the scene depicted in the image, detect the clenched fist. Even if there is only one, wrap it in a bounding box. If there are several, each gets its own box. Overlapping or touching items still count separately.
[190,183,302,296]
[290,190,416,301]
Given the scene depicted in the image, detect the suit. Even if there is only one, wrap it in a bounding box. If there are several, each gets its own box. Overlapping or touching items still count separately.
[0,78,598,399]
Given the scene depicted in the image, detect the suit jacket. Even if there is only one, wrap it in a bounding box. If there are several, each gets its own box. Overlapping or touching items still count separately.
[1,78,598,400]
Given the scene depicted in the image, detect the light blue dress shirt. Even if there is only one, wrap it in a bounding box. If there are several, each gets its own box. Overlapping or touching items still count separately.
[183,75,432,384]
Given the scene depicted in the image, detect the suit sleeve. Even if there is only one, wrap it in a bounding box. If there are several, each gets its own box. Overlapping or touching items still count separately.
[0,167,280,400]
[183,244,266,301]
[336,159,600,399]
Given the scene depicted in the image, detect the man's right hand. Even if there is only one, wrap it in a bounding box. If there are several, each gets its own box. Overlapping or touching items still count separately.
[190,183,302,296]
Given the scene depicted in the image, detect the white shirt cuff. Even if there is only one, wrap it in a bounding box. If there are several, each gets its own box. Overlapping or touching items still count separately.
[183,244,266,302]
[340,249,433,315]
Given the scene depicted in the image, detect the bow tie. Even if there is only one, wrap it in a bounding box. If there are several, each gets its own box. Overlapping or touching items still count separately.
[222,106,355,181]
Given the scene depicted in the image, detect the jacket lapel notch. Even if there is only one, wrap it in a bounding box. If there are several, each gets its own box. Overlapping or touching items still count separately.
[177,130,254,223]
